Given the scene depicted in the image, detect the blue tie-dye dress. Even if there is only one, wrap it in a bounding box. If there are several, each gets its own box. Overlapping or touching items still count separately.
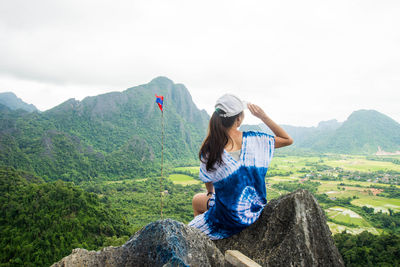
[188,131,275,240]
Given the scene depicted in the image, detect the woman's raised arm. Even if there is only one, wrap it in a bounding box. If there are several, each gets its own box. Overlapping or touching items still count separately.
[247,103,293,148]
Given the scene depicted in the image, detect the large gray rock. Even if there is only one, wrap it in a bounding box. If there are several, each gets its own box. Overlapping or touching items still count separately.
[52,189,344,267]
[52,219,225,267]
[214,189,345,267]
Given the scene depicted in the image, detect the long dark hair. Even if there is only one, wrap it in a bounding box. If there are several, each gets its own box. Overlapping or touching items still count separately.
[199,109,243,171]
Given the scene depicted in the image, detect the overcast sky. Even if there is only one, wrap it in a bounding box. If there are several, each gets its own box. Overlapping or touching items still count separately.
[0,0,399,126]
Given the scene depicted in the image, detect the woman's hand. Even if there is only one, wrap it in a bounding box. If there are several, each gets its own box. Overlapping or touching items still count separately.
[247,103,267,120]
[247,103,293,148]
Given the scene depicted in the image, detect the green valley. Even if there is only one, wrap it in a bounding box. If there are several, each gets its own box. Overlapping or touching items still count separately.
[160,154,400,236]
[1,78,400,266]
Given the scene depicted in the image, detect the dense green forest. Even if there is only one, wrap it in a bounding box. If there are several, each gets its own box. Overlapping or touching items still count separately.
[0,164,203,266]
[334,231,400,266]
[0,167,131,266]
[81,176,202,229]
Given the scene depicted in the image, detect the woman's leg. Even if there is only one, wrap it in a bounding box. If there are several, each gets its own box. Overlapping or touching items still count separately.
[192,193,209,217]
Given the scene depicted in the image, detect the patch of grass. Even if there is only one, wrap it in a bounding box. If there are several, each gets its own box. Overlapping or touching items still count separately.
[173,166,199,175]
[327,222,380,235]
[318,181,342,193]
[168,174,201,185]
[324,157,400,172]
[266,176,298,184]
[351,196,400,213]
[269,156,321,173]
[326,206,371,227]
[341,179,399,188]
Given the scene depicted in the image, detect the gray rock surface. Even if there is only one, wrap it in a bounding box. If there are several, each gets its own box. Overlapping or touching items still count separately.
[52,219,225,267]
[214,189,345,267]
[52,189,344,267]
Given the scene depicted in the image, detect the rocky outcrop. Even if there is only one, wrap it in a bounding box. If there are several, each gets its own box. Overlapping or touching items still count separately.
[214,189,344,266]
[52,219,225,267]
[52,190,344,267]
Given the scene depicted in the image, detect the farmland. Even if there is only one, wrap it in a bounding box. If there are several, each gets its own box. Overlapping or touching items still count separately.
[172,154,400,234]
[168,173,201,185]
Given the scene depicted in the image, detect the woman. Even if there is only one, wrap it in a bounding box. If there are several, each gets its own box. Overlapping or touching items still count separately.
[188,94,293,240]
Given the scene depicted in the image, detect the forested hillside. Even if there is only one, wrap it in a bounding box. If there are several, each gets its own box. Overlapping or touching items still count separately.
[242,109,400,154]
[0,167,131,266]
[317,110,400,154]
[0,77,209,182]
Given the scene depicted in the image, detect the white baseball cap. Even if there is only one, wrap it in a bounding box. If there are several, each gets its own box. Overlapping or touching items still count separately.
[215,94,247,117]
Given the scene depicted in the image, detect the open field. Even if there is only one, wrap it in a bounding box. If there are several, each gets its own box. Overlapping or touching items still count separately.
[318,181,389,197]
[336,179,400,188]
[271,154,400,172]
[268,156,320,174]
[324,157,400,172]
[168,173,201,185]
[175,154,400,234]
[327,222,380,235]
[174,166,200,175]
[351,197,400,213]
[266,176,298,184]
[326,206,371,227]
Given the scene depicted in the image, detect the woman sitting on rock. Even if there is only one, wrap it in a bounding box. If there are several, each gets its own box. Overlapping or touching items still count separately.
[189,94,293,240]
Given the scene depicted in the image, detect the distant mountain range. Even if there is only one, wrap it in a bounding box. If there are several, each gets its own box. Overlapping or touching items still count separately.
[0,92,38,112]
[241,110,400,154]
[1,77,399,183]
[0,77,209,182]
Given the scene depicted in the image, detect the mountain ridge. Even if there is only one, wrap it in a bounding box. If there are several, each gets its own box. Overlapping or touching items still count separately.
[0,77,209,182]
[0,92,38,112]
[241,109,400,154]
[1,78,399,183]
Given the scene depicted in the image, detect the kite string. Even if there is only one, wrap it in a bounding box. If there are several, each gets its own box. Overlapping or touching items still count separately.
[160,109,164,219]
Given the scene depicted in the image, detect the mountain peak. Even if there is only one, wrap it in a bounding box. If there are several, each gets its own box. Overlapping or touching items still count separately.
[349,109,380,116]
[0,92,38,112]
[319,109,400,154]
[347,109,398,124]
[149,76,174,86]
[0,92,16,97]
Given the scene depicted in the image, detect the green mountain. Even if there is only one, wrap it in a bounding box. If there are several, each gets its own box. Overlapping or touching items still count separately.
[0,92,38,112]
[312,110,400,154]
[242,110,400,154]
[242,119,342,146]
[0,77,209,182]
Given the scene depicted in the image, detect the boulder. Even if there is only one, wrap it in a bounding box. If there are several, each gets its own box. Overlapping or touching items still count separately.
[52,219,225,267]
[52,189,344,267]
[214,189,345,266]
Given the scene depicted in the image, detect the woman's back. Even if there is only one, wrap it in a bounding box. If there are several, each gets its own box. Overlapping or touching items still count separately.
[189,94,293,240]
[189,131,275,240]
